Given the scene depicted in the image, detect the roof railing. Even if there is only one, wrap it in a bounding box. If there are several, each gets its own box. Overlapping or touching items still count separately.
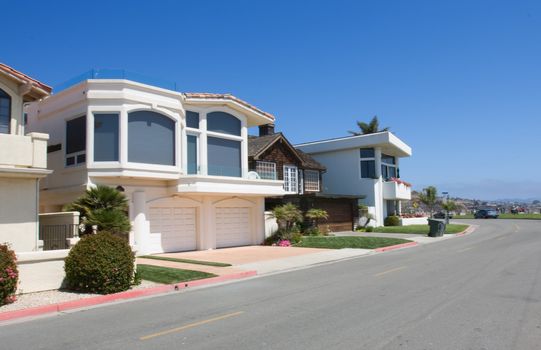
[53,69,178,93]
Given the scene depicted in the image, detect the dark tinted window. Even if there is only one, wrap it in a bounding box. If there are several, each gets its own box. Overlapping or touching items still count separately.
[207,112,241,136]
[361,160,375,178]
[360,148,374,158]
[94,114,119,161]
[207,137,241,177]
[187,135,198,174]
[0,88,10,134]
[382,154,395,164]
[186,111,199,129]
[128,111,175,166]
[66,116,86,154]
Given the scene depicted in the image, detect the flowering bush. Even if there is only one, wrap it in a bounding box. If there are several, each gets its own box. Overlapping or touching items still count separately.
[0,244,19,306]
[388,177,412,187]
[277,240,292,247]
[400,213,427,218]
[64,232,136,294]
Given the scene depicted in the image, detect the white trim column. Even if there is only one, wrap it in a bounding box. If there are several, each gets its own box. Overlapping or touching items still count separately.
[199,112,208,176]
[119,107,128,166]
[241,121,248,177]
[254,197,265,245]
[132,190,149,255]
[199,197,214,250]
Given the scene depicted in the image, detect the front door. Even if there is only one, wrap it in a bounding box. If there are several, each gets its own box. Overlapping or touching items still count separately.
[283,165,298,193]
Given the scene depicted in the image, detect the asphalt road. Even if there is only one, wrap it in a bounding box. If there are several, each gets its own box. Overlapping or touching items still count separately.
[2,219,541,349]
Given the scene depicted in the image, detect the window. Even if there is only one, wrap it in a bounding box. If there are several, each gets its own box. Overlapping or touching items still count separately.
[360,148,376,179]
[283,165,298,192]
[207,137,241,177]
[128,111,175,166]
[305,170,320,192]
[186,111,199,129]
[255,161,277,180]
[0,88,11,134]
[66,116,86,166]
[187,134,198,174]
[381,153,397,180]
[298,169,304,195]
[207,112,241,136]
[94,113,119,161]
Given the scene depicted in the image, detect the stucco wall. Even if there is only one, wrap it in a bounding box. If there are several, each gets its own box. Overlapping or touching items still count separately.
[0,178,38,252]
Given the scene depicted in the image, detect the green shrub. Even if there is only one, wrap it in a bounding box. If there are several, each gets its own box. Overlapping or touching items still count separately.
[365,226,374,232]
[384,215,401,227]
[0,244,18,305]
[64,232,136,294]
[304,227,323,236]
[264,228,303,245]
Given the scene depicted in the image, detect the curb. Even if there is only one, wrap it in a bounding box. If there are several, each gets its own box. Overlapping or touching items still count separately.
[0,270,256,323]
[374,241,418,252]
[455,225,478,236]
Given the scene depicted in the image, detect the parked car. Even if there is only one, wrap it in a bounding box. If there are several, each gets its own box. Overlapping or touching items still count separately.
[434,212,453,219]
[474,209,499,219]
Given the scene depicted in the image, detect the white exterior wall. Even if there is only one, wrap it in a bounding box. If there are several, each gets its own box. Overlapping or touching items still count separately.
[0,178,39,251]
[26,79,284,254]
[296,132,412,227]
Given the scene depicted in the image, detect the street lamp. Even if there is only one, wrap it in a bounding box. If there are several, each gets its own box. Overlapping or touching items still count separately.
[442,191,450,224]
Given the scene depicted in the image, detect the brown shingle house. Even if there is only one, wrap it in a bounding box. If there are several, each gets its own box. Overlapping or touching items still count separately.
[249,124,360,232]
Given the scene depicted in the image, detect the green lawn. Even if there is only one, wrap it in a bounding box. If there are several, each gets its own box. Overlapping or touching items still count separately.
[373,224,469,234]
[137,264,216,284]
[295,236,412,249]
[140,255,231,267]
[454,214,541,220]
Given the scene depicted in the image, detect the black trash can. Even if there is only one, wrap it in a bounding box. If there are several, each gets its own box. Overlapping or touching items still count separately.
[428,218,446,237]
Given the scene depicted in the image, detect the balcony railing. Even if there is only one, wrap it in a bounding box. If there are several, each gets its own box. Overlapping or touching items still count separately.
[0,132,48,169]
[382,179,412,200]
[54,69,179,93]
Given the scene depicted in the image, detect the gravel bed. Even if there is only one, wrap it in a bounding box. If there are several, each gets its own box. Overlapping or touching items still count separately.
[0,280,160,313]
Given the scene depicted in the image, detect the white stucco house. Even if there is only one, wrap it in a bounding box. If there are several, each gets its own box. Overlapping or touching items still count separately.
[295,132,412,227]
[0,63,51,252]
[26,70,286,255]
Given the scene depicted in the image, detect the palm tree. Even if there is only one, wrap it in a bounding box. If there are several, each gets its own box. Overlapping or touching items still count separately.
[305,208,328,228]
[64,185,130,235]
[349,115,389,135]
[441,200,457,224]
[271,203,303,231]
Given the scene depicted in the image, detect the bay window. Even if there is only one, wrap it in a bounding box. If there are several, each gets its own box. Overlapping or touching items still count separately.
[0,88,10,134]
[128,111,175,166]
[66,116,86,166]
[94,113,119,162]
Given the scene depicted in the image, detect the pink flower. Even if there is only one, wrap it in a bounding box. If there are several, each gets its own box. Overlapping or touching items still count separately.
[278,240,291,247]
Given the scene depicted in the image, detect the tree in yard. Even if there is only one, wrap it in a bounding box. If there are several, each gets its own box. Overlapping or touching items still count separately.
[441,200,457,224]
[64,185,131,235]
[348,115,390,135]
[305,208,329,229]
[271,203,303,231]
[418,186,438,217]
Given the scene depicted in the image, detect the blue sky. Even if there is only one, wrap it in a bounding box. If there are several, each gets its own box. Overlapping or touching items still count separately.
[4,0,540,200]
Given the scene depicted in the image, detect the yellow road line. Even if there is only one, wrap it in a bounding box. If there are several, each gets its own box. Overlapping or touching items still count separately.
[374,266,406,277]
[140,311,244,341]
[514,225,520,232]
[496,236,506,241]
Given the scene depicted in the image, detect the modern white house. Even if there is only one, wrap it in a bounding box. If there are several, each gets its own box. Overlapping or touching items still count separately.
[0,63,51,252]
[26,70,286,255]
[295,132,412,227]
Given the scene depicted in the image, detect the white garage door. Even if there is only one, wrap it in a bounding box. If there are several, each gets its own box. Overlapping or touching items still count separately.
[215,207,252,248]
[149,207,197,252]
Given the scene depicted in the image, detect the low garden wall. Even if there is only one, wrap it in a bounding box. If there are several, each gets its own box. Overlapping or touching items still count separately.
[16,250,69,293]
[264,211,278,238]
[401,217,429,226]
